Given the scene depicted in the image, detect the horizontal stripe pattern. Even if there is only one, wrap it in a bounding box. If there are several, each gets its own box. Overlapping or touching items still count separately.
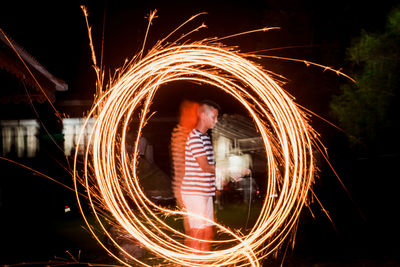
[181,129,216,196]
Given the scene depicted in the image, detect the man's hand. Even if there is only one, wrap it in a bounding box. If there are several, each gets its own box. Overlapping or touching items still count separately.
[230,168,251,182]
[242,168,251,176]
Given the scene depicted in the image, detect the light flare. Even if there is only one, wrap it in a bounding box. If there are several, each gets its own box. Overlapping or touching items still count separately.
[73,41,318,266]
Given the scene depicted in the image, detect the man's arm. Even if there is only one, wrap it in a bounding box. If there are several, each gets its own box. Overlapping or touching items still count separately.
[195,155,216,173]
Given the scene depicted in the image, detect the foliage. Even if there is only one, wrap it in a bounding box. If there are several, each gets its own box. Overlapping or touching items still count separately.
[330,6,400,153]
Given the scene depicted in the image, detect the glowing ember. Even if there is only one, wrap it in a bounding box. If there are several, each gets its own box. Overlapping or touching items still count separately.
[73,10,320,267]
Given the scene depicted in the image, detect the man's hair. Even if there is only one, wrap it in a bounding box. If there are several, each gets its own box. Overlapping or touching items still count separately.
[200,99,221,112]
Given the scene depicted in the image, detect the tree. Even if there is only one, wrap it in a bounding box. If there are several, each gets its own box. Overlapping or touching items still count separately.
[330,6,400,154]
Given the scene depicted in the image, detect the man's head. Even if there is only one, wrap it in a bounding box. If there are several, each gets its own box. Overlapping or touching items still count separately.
[198,100,220,130]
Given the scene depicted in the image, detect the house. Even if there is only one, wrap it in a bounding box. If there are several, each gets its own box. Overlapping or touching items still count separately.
[0,28,67,158]
[212,113,266,204]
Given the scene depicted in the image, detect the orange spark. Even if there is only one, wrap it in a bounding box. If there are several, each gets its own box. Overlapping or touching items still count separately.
[73,41,318,266]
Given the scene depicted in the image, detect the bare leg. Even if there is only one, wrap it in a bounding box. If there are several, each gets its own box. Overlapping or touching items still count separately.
[200,226,214,251]
[188,227,204,251]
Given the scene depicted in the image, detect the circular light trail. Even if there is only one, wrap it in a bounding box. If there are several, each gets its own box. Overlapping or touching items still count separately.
[73,42,317,266]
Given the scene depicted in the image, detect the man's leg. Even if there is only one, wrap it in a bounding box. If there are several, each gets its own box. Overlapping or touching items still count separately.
[182,195,215,251]
[200,196,214,251]
[182,194,204,251]
[191,227,204,251]
[200,225,214,251]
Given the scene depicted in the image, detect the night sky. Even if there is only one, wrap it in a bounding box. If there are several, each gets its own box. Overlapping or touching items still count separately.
[1,0,400,266]
[0,0,396,106]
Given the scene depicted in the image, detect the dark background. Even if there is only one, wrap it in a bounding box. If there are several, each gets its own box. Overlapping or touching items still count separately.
[1,0,399,266]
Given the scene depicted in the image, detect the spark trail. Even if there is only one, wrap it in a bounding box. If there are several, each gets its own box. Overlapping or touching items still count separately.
[73,10,329,267]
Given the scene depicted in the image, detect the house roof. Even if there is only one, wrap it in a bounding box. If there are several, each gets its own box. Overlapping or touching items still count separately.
[0,28,68,104]
[213,114,262,146]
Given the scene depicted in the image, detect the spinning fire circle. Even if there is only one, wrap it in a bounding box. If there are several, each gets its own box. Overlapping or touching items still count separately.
[74,43,316,266]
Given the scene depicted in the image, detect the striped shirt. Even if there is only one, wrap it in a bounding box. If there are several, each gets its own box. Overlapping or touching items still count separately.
[181,129,216,196]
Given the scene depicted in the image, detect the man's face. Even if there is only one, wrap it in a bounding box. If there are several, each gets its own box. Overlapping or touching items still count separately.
[204,107,218,129]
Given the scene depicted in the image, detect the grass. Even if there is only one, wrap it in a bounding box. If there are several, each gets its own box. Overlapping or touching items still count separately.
[53,200,263,265]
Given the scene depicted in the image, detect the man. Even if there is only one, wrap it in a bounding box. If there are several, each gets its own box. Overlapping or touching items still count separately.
[180,100,219,252]
[170,100,199,233]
